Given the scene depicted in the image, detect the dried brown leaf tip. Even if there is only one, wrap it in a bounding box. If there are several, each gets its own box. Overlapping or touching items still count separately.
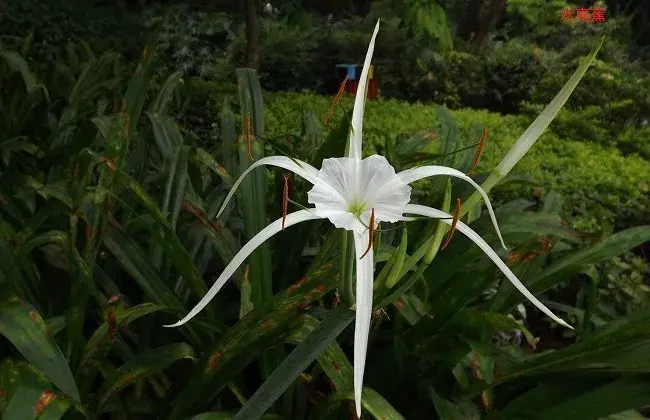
[282,174,290,230]
[324,75,348,125]
[360,208,376,259]
[467,127,488,177]
[441,198,462,250]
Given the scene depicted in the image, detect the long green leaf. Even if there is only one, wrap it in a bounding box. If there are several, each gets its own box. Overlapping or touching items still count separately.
[103,227,181,308]
[150,71,183,114]
[235,307,355,420]
[503,226,650,309]
[236,68,280,381]
[1,50,38,93]
[99,343,196,406]
[429,387,466,420]
[497,376,650,420]
[0,298,80,401]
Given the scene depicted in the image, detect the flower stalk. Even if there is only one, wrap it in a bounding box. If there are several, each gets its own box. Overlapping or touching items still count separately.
[339,230,357,307]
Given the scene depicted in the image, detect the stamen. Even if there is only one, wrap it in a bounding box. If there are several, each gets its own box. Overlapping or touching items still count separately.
[467,127,488,176]
[324,75,348,125]
[282,174,290,230]
[243,113,254,161]
[360,208,375,259]
[441,198,461,250]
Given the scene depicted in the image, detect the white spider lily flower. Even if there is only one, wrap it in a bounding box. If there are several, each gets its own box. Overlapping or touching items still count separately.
[165,19,571,418]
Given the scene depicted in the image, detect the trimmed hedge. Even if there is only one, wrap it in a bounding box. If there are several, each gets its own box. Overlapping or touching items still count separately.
[261,91,650,232]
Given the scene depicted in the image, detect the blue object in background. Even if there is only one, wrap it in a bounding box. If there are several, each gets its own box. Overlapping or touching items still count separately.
[336,64,358,81]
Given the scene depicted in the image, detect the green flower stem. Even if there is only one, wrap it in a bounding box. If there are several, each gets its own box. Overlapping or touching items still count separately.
[339,230,356,307]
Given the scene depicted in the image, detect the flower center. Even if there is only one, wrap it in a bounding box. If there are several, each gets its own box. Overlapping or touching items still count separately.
[347,196,368,218]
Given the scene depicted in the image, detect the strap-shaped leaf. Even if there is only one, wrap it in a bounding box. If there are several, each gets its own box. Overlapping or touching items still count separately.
[235,307,355,420]
[0,298,80,401]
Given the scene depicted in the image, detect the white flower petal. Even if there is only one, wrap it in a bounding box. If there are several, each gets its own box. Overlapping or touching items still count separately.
[353,231,374,418]
[398,165,506,249]
[349,20,380,160]
[216,156,320,219]
[403,203,573,330]
[359,155,411,222]
[308,155,411,233]
[313,208,366,233]
[309,157,358,205]
[164,210,321,328]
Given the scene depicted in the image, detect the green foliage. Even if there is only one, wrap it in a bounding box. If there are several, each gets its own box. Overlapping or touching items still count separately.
[398,0,453,52]
[531,52,650,123]
[142,4,236,77]
[500,0,574,39]
[596,254,650,319]
[435,40,553,113]
[0,0,143,65]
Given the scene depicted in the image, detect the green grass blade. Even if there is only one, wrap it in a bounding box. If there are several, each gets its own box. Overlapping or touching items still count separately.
[234,307,355,420]
[235,68,273,309]
[98,343,196,407]
[0,50,38,93]
[498,376,650,420]
[0,298,80,401]
[193,147,234,187]
[152,144,190,275]
[235,68,279,381]
[315,389,405,420]
[103,226,181,308]
[122,34,158,135]
[150,71,183,115]
[502,226,650,310]
[429,387,466,420]
[149,113,183,158]
[220,101,237,175]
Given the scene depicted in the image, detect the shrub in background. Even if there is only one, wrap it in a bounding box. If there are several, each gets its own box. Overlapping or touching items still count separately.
[0,0,143,65]
[142,3,236,78]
